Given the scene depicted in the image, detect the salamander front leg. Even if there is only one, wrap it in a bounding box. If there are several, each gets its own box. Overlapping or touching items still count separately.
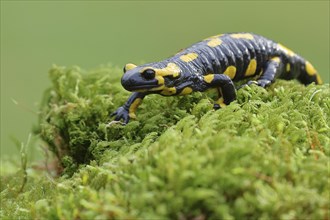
[110,92,146,124]
[203,74,236,110]
[243,57,284,88]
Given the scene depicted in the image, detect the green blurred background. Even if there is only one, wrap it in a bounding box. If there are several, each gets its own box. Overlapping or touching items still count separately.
[1,1,329,159]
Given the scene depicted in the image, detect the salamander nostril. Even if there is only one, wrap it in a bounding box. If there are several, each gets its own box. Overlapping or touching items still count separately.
[142,69,156,80]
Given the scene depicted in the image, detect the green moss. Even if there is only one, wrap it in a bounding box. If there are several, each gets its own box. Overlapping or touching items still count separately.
[1,65,329,219]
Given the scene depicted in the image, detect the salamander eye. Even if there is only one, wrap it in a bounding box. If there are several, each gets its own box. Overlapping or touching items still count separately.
[142,69,156,80]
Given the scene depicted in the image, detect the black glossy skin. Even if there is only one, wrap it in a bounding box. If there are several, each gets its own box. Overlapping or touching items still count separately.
[112,32,322,124]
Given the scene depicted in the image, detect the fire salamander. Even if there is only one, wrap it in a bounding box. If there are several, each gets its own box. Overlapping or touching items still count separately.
[111,32,323,124]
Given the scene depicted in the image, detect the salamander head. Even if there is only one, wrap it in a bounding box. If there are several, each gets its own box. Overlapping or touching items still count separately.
[121,63,182,93]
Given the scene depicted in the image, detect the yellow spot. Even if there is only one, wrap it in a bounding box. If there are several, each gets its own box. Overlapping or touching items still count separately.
[207,38,222,47]
[156,63,181,77]
[230,33,254,40]
[216,97,226,108]
[223,66,236,79]
[204,34,223,40]
[140,63,181,78]
[305,61,317,76]
[271,57,281,63]
[128,98,142,119]
[204,74,214,83]
[316,74,323,84]
[124,63,137,72]
[160,87,176,96]
[278,43,295,57]
[245,59,257,76]
[286,63,291,72]
[155,75,164,85]
[180,53,198,62]
[180,87,193,95]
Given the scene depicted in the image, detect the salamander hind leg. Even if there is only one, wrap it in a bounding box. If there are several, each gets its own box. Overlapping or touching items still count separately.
[203,74,236,110]
[243,57,284,88]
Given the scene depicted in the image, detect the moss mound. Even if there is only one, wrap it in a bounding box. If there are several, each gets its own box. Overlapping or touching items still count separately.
[1,65,329,219]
